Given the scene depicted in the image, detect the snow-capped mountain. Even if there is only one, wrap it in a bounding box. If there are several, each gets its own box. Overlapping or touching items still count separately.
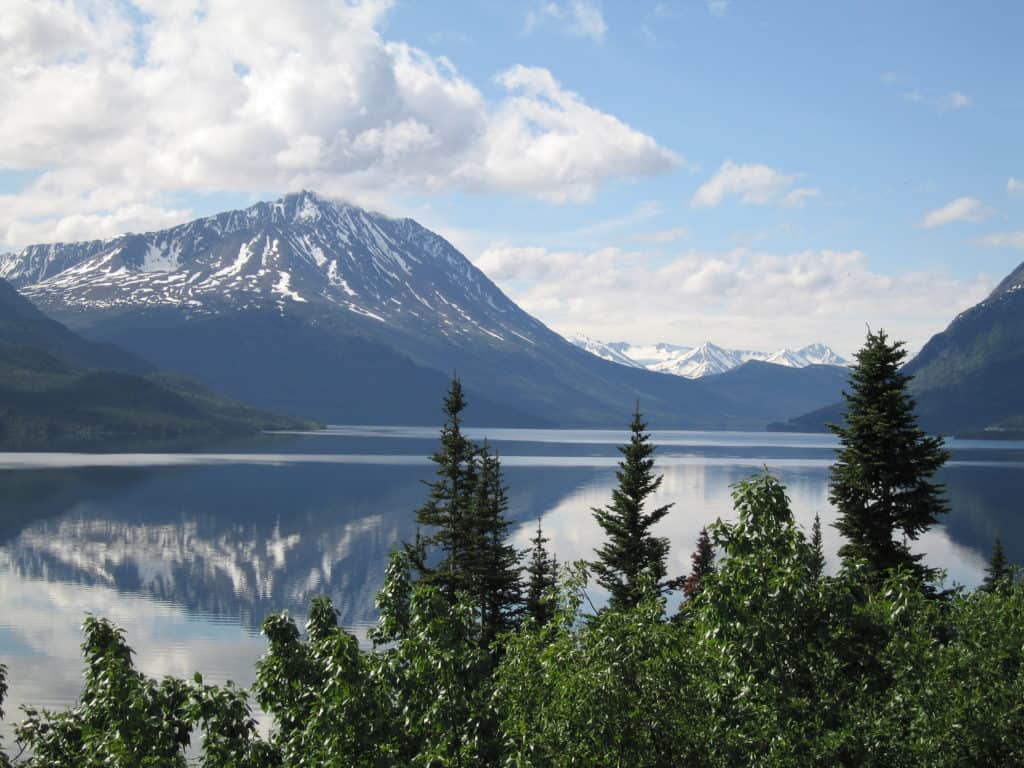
[568,334,644,368]
[791,342,848,366]
[608,341,692,369]
[567,336,847,378]
[0,191,549,349]
[653,342,744,378]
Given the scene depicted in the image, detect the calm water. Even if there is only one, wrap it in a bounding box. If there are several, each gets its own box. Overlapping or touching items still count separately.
[1,426,1023,731]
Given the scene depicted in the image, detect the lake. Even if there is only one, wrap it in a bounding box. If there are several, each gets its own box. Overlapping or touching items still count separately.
[1,426,1023,733]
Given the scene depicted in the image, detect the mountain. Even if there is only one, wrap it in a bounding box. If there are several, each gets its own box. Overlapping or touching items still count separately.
[568,334,644,368]
[0,280,316,447]
[0,279,151,373]
[567,335,848,379]
[701,361,850,425]
[795,342,848,367]
[1,191,840,429]
[607,341,692,369]
[659,341,746,378]
[772,261,1024,437]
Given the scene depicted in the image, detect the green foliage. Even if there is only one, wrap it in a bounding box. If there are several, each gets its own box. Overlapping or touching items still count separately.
[0,663,9,768]
[409,376,480,601]
[982,534,1013,593]
[471,443,524,649]
[0,342,316,449]
[809,512,826,580]
[3,468,1024,766]
[591,405,675,610]
[682,526,715,600]
[524,518,559,628]
[496,567,697,767]
[255,597,390,766]
[408,378,524,655]
[829,328,951,583]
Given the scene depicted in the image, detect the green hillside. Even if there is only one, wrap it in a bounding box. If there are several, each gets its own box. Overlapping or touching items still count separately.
[771,261,1024,438]
[0,281,317,448]
[0,343,317,448]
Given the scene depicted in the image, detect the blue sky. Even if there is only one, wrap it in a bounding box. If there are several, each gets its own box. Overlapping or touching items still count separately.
[1,0,1021,354]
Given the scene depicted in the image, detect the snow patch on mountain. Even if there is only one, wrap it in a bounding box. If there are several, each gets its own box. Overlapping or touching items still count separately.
[569,335,644,368]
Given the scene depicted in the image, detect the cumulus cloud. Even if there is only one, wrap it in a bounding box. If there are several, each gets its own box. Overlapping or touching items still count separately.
[0,0,673,248]
[920,197,989,228]
[1009,178,1024,194]
[524,1,607,42]
[473,243,991,355]
[979,231,1024,249]
[706,1,730,16]
[691,161,810,208]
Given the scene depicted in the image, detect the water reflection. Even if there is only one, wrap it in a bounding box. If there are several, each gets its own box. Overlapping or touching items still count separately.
[0,428,1021,730]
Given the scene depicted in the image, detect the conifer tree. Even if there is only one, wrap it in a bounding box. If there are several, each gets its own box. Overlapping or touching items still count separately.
[981,535,1012,593]
[471,443,524,648]
[591,405,675,610]
[809,513,826,580]
[683,527,715,600]
[409,376,478,602]
[525,519,559,628]
[828,328,950,583]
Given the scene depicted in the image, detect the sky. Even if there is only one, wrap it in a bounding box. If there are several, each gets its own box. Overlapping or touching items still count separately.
[1,0,1022,356]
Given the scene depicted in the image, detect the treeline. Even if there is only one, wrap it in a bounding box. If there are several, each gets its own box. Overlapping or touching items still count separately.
[1,329,1022,767]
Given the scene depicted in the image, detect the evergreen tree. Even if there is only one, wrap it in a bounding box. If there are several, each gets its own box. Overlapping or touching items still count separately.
[472,443,524,648]
[809,513,826,580]
[683,527,715,600]
[409,376,478,602]
[525,519,559,628]
[591,405,675,610]
[828,328,950,583]
[981,535,1012,593]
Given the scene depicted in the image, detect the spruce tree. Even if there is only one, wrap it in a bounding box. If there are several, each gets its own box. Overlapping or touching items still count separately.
[591,405,674,610]
[981,535,1012,593]
[525,519,559,628]
[683,527,715,600]
[809,513,826,580]
[828,328,950,583]
[409,376,478,602]
[471,443,524,648]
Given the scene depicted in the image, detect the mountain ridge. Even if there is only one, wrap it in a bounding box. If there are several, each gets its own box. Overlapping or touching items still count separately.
[772,260,1024,438]
[568,335,848,378]
[3,191,848,429]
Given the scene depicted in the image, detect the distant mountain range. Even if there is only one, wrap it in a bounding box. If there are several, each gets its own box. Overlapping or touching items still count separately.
[569,335,848,379]
[0,280,315,447]
[0,191,848,430]
[773,260,1024,438]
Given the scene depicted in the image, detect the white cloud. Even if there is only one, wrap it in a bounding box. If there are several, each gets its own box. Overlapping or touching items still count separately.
[1009,177,1024,194]
[0,0,673,248]
[920,197,989,228]
[781,187,820,208]
[473,243,991,355]
[903,89,971,112]
[707,0,730,16]
[631,226,688,244]
[524,1,607,42]
[462,66,679,202]
[691,161,809,208]
[979,231,1024,249]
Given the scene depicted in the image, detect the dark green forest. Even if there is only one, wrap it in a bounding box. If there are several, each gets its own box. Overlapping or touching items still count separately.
[1,330,1022,767]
